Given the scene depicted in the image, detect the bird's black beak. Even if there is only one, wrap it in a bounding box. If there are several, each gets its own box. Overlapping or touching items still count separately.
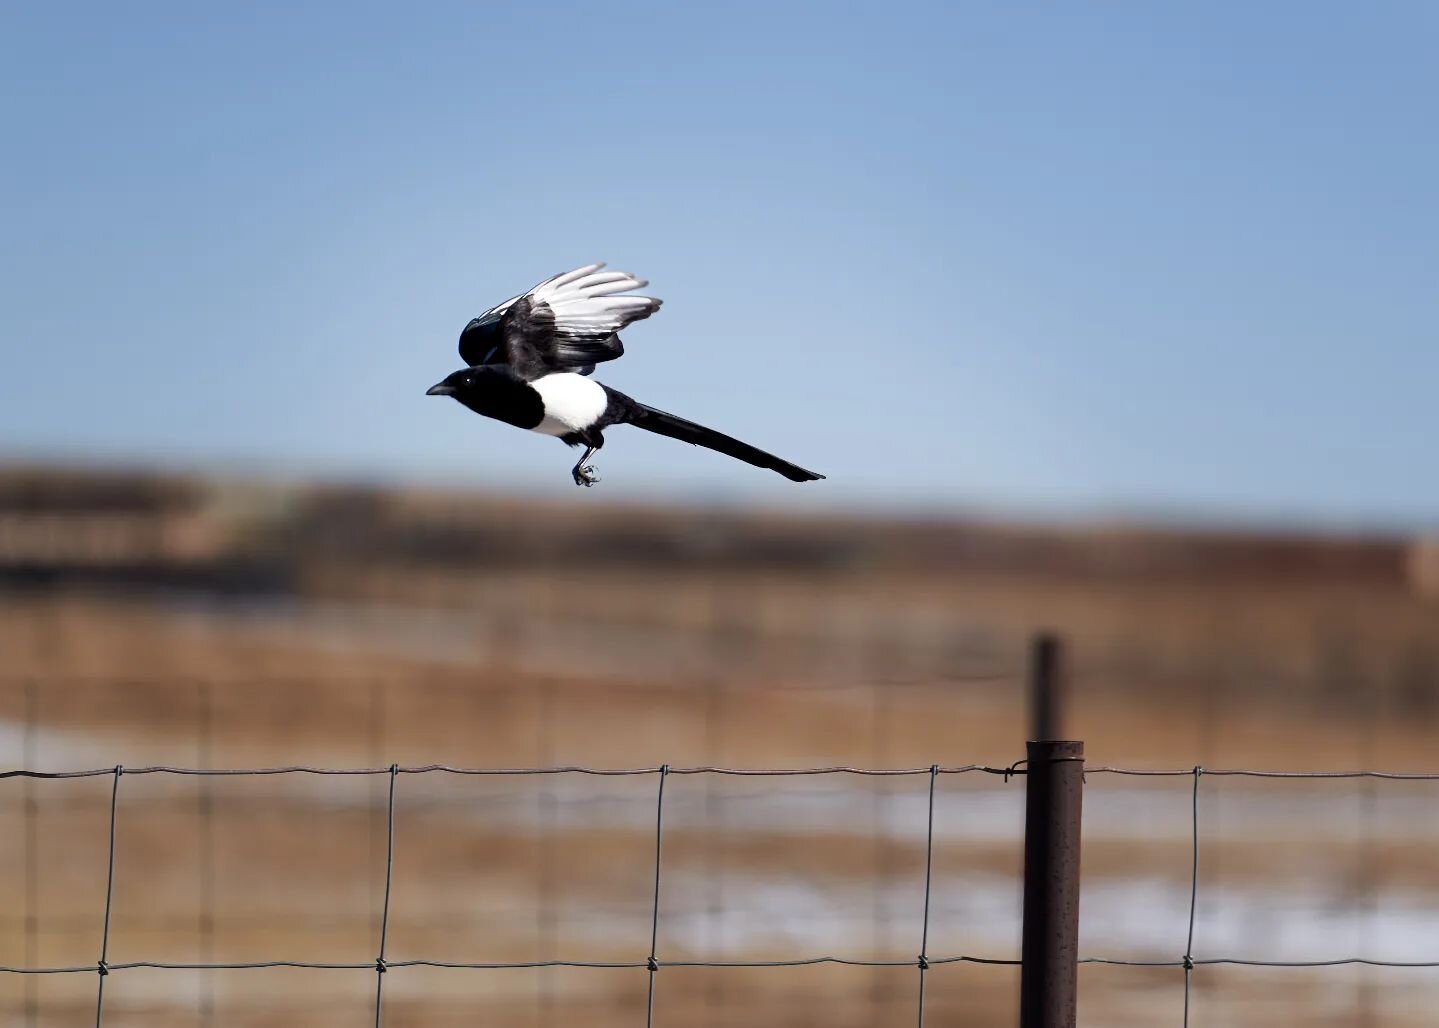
[426,382,455,396]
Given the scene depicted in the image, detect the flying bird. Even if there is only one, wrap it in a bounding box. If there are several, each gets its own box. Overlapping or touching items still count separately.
[426,263,825,487]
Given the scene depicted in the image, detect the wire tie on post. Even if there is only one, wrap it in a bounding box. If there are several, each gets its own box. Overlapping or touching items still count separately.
[1004,758,1028,783]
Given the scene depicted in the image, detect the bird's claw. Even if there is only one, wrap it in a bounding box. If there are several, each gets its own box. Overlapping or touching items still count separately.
[572,464,600,488]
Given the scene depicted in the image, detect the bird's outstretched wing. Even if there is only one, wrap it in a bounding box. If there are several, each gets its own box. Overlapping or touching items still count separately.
[458,263,661,378]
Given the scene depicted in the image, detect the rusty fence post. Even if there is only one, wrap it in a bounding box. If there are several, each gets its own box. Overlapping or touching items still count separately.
[1019,736,1084,1028]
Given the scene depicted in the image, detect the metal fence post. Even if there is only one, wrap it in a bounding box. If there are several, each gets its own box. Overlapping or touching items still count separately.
[1029,633,1065,742]
[1019,737,1084,1028]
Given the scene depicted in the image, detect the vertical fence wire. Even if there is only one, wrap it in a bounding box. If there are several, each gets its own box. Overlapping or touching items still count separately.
[1357,693,1380,1028]
[537,679,558,1027]
[94,766,122,1028]
[703,676,727,1016]
[869,676,897,1014]
[367,681,386,943]
[704,586,735,1018]
[1183,767,1202,1027]
[645,765,669,1028]
[373,764,398,1028]
[916,764,938,1027]
[1358,769,1378,1027]
[197,682,215,1027]
[22,679,38,1027]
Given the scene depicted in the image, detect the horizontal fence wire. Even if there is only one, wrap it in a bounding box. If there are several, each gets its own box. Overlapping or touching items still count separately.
[1087,767,1439,779]
[0,672,1025,694]
[0,765,1002,778]
[3,763,1439,1000]
[8,764,1439,779]
[13,955,1439,976]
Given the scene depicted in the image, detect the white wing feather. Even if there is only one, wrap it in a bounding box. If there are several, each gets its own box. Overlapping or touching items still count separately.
[474,263,660,328]
[527,262,661,339]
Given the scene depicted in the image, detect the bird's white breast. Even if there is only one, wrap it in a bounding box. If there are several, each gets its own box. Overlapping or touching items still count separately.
[529,373,608,436]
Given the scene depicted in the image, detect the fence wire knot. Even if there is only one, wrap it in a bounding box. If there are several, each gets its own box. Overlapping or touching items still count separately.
[1182,954,1194,971]
[96,960,109,977]
[375,958,388,974]
[917,954,930,971]
[646,956,659,972]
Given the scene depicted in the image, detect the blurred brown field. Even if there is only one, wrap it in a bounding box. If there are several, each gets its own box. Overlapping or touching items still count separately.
[2,465,1438,1026]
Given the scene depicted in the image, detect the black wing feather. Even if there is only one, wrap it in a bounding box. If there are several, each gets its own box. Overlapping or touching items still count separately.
[461,311,618,376]
[458,312,506,367]
[458,263,657,377]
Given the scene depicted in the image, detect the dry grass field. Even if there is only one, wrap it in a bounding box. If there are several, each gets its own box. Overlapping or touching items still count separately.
[2,469,1438,1025]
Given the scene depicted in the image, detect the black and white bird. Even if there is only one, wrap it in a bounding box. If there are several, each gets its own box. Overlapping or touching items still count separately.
[426,263,824,487]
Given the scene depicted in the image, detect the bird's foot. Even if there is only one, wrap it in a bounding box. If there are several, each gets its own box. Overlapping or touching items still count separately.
[572,464,601,488]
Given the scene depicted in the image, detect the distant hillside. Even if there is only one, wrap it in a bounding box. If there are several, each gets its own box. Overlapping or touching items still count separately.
[0,461,1430,595]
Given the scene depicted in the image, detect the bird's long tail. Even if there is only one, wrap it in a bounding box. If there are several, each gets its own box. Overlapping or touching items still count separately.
[626,404,824,482]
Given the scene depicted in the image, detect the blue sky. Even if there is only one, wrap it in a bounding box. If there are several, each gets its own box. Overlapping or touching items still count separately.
[2,2,1435,526]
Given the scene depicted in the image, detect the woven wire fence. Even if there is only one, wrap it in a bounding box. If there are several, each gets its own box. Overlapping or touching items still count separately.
[3,762,1439,1027]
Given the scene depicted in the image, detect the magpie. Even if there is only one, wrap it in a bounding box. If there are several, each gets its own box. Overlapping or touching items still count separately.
[426,263,825,487]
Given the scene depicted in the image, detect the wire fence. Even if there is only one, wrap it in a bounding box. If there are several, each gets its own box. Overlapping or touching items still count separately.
[3,762,1439,1027]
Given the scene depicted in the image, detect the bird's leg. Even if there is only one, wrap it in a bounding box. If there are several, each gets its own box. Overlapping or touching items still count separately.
[571,445,600,487]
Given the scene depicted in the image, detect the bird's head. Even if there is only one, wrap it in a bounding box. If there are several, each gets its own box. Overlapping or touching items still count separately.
[425,368,478,398]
